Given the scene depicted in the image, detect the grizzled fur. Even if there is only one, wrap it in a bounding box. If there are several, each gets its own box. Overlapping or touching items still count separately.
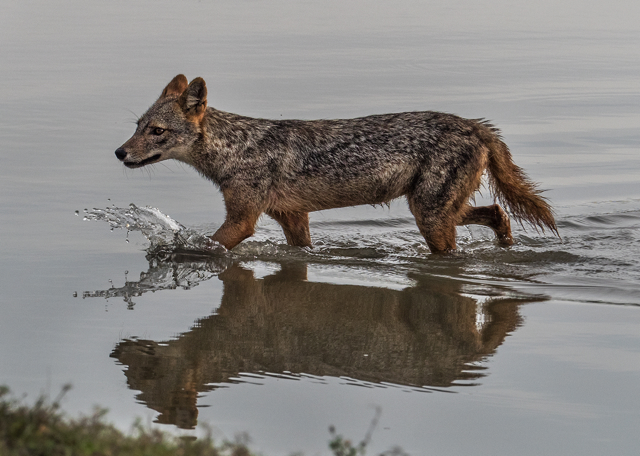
[115,74,557,253]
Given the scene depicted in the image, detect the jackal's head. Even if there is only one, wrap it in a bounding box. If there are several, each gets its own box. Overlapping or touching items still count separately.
[115,74,207,168]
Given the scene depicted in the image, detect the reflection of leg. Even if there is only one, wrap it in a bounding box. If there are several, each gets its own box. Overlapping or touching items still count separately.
[270,262,308,282]
[479,298,526,353]
[218,263,255,282]
[458,204,513,246]
[268,211,312,247]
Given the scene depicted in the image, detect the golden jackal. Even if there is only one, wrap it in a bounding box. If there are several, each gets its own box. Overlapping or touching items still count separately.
[115,74,557,253]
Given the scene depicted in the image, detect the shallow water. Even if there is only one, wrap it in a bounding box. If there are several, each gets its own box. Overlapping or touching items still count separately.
[2,1,640,455]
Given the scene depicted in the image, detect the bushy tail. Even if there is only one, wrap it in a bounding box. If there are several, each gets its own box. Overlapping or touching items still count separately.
[476,121,558,235]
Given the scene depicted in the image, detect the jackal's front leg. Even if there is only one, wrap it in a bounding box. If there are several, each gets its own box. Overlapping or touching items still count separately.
[211,191,262,250]
[267,211,312,247]
[211,217,258,250]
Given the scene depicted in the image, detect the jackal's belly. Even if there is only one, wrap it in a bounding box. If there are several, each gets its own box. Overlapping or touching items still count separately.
[266,168,415,213]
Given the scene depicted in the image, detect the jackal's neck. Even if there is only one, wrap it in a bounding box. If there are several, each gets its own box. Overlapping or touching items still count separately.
[184,108,270,184]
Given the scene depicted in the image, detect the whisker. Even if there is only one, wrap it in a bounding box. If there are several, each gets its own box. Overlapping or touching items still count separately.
[127,108,140,120]
[146,165,158,179]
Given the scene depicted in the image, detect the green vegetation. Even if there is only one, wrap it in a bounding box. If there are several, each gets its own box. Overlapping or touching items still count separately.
[0,385,251,456]
[0,385,407,456]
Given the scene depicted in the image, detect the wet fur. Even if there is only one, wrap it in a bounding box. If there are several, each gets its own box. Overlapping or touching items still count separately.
[116,74,557,253]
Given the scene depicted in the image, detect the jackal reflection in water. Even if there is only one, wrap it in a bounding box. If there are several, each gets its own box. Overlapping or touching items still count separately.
[88,260,539,429]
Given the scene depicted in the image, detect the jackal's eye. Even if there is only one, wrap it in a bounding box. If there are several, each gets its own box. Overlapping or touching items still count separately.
[150,127,165,136]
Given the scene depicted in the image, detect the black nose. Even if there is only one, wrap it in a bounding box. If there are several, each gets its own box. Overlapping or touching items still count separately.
[115,148,127,160]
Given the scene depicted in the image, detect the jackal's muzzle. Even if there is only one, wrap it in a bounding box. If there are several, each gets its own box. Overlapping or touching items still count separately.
[115,147,162,168]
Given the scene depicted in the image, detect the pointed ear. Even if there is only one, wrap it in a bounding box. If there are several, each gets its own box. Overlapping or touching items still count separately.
[179,77,208,121]
[160,74,189,99]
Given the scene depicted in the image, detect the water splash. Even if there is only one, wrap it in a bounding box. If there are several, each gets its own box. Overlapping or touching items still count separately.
[83,204,227,256]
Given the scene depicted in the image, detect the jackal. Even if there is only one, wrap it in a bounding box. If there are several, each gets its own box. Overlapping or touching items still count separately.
[115,74,557,253]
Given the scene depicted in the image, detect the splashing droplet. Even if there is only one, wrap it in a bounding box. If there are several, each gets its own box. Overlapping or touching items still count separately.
[83,204,227,255]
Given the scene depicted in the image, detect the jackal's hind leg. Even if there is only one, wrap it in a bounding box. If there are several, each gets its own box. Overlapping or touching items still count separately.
[419,222,457,253]
[458,204,514,246]
[268,211,312,247]
[407,198,457,253]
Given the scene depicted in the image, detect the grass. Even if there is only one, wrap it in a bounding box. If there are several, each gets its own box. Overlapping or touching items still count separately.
[0,384,251,456]
[0,385,408,456]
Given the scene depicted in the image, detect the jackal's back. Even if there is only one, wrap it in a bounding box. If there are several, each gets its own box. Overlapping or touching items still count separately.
[200,110,485,212]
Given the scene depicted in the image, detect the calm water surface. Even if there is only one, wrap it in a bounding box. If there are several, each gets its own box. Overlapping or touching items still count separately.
[1,1,640,455]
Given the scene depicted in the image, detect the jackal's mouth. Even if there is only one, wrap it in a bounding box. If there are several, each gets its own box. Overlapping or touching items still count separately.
[124,154,162,168]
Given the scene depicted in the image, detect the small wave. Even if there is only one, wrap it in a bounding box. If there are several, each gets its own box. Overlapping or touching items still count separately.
[559,210,640,231]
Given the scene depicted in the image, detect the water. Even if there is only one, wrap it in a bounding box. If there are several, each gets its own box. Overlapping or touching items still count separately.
[1,1,640,455]
[82,203,640,306]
